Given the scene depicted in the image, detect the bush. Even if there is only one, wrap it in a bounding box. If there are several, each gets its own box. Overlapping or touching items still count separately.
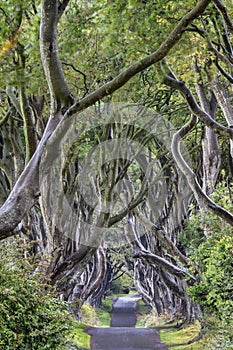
[180,181,233,348]
[188,234,233,319]
[199,316,233,350]
[183,181,233,322]
[0,239,73,349]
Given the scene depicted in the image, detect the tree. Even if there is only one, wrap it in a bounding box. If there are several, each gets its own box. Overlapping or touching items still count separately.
[0,0,232,324]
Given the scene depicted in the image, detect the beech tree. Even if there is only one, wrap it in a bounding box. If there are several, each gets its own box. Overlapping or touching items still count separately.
[0,0,233,322]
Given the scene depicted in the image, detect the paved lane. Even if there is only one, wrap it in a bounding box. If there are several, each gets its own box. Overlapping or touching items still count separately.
[86,294,168,350]
[87,327,168,350]
[110,294,140,327]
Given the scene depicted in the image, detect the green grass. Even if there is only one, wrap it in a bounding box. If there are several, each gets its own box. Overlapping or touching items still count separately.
[137,299,149,314]
[134,300,204,349]
[129,289,138,295]
[135,299,149,327]
[68,298,114,349]
[96,297,113,327]
[67,321,91,350]
[160,317,233,349]
[68,295,233,350]
[66,299,114,349]
[160,321,201,346]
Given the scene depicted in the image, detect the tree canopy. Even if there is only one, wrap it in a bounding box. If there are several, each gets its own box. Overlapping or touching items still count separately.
[0,0,233,341]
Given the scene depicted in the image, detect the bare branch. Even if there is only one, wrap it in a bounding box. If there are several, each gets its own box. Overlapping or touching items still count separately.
[213,0,233,34]
[62,61,88,96]
[193,59,221,195]
[133,208,187,265]
[210,78,233,127]
[161,83,233,226]
[0,109,11,127]
[215,59,233,83]
[19,85,37,163]
[209,44,233,69]
[5,87,21,115]
[0,113,61,239]
[163,74,233,139]
[133,249,193,279]
[51,245,97,285]
[171,114,233,226]
[58,0,70,20]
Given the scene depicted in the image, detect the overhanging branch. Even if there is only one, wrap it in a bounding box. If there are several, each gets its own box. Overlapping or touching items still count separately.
[0,0,212,239]
[133,248,194,280]
[163,74,233,139]
[58,0,71,20]
[162,73,233,226]
[213,0,233,34]
[65,0,211,117]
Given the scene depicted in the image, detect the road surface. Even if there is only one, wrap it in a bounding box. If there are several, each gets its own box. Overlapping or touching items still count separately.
[86,294,168,350]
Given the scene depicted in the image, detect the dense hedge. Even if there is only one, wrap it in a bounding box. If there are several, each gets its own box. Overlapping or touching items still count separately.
[0,240,73,349]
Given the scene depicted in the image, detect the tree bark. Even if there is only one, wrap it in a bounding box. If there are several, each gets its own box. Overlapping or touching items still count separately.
[0,0,212,239]
[40,0,73,111]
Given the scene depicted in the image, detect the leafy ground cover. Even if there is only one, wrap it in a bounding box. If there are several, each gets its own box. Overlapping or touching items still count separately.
[160,317,233,350]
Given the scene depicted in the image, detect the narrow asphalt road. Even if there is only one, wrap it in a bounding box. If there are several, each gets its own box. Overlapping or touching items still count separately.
[110,294,140,327]
[86,294,168,350]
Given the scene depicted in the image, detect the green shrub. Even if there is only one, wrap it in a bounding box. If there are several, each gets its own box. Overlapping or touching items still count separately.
[81,303,98,326]
[180,181,233,348]
[183,181,233,322]
[188,234,233,319]
[203,316,233,350]
[0,239,73,349]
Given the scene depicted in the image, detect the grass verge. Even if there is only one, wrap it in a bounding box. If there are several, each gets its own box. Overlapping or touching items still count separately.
[160,316,233,349]
[95,296,113,327]
[67,321,91,349]
[135,299,150,327]
[160,321,201,349]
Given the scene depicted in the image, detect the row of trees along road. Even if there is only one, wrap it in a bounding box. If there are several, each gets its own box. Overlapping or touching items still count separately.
[0,0,232,327]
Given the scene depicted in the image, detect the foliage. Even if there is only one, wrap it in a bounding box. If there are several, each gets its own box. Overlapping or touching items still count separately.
[0,239,73,350]
[160,321,201,348]
[107,245,134,295]
[110,272,134,295]
[160,317,233,350]
[188,233,233,318]
[95,297,113,327]
[182,181,233,321]
[0,1,233,347]
[201,316,233,350]
[0,1,42,91]
[80,303,98,326]
[66,321,90,350]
